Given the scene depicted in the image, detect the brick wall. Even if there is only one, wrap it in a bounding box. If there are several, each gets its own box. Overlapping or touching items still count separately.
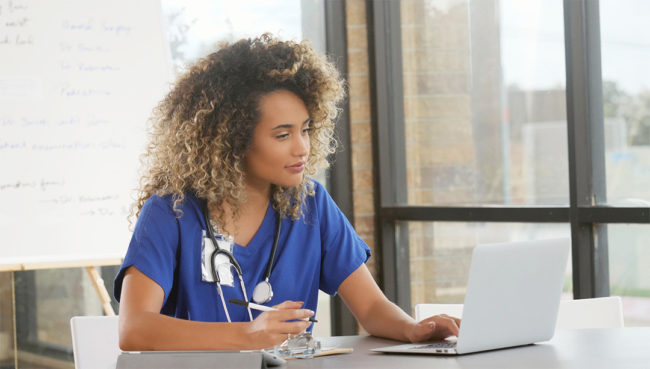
[346,0,377,281]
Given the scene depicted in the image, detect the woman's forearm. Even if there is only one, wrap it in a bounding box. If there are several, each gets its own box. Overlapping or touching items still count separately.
[119,311,252,351]
[338,265,418,342]
[355,297,416,342]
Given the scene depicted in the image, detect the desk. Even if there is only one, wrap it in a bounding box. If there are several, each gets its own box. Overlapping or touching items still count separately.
[287,328,650,368]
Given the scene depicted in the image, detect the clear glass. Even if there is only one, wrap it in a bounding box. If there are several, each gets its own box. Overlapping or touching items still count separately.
[161,0,326,77]
[273,332,321,359]
[605,224,650,326]
[0,272,15,367]
[11,267,112,368]
[599,0,650,205]
[401,0,568,206]
[403,221,572,311]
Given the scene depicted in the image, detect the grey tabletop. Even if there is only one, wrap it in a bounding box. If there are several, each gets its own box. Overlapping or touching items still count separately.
[286,328,650,369]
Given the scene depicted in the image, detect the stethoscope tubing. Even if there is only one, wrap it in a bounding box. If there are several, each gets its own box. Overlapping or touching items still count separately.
[204,201,251,321]
[264,213,282,281]
[203,199,281,320]
[210,249,253,321]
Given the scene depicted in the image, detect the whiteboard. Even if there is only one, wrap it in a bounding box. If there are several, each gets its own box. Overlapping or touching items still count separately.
[0,0,171,265]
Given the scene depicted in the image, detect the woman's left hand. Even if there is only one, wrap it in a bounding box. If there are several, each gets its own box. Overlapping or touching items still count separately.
[406,314,461,343]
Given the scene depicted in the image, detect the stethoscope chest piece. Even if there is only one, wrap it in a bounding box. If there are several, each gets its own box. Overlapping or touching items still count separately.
[202,199,282,318]
[252,279,273,304]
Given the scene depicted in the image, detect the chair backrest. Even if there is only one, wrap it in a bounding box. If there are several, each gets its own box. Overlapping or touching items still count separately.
[415,296,624,330]
[414,303,464,321]
[70,316,121,369]
[556,296,624,329]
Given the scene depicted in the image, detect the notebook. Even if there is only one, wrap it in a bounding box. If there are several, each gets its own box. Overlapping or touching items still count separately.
[371,238,570,355]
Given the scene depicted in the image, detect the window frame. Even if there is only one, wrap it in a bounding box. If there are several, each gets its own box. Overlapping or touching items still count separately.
[365,0,650,313]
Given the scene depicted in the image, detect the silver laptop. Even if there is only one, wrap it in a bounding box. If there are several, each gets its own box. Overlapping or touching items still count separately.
[372,238,570,355]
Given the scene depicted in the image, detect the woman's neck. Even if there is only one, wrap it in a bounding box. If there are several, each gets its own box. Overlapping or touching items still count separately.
[243,176,272,208]
[208,178,271,242]
[226,180,270,246]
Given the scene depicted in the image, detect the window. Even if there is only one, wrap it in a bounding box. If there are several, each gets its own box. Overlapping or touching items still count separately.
[368,0,650,327]
[161,0,326,75]
[597,0,650,327]
[599,0,650,204]
[605,225,650,326]
[401,0,569,206]
[405,221,571,308]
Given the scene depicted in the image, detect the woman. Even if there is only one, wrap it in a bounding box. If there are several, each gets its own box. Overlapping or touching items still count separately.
[115,34,460,351]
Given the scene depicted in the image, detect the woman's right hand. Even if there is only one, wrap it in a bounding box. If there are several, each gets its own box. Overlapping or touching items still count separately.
[243,300,315,349]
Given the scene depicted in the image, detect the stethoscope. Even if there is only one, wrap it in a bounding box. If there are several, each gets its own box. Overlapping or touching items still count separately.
[202,200,281,322]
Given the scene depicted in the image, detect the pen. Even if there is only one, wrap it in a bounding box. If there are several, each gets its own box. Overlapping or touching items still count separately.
[228,298,318,322]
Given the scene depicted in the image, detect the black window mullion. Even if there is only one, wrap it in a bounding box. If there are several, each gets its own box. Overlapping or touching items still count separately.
[380,206,650,224]
[380,206,570,223]
[368,0,407,207]
[367,0,411,312]
[563,0,609,298]
[323,0,359,336]
[578,207,650,223]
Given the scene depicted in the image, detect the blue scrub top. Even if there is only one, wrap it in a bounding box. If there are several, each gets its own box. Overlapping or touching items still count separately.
[114,180,371,324]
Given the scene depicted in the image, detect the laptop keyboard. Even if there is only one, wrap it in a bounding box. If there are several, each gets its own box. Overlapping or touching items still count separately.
[412,342,457,349]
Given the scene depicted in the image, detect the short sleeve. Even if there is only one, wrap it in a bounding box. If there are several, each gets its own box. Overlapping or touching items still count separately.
[316,182,372,295]
[113,196,180,304]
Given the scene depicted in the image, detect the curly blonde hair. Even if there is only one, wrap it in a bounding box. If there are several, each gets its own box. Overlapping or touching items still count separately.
[131,34,345,229]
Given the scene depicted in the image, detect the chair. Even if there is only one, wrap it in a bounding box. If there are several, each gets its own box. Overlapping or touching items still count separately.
[556,296,624,329]
[70,316,121,369]
[414,296,624,330]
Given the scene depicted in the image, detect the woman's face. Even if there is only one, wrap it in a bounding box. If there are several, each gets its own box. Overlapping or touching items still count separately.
[244,89,311,189]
